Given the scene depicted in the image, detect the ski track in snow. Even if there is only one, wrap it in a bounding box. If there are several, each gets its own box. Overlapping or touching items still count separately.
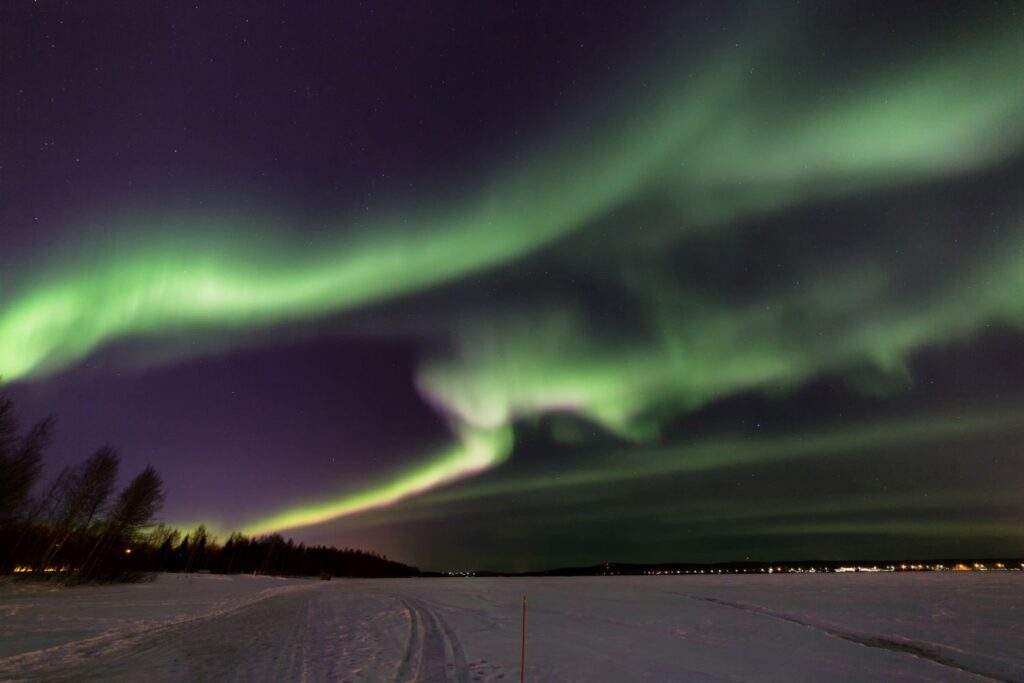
[1,573,1022,682]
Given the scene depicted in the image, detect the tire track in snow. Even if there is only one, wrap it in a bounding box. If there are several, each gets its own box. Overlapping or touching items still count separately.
[394,596,468,683]
[681,594,1017,683]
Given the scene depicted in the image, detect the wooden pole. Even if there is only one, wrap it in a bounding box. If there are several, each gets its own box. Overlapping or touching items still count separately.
[520,595,527,683]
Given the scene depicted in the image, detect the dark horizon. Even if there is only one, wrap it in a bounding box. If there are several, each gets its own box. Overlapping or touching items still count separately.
[444,557,1024,577]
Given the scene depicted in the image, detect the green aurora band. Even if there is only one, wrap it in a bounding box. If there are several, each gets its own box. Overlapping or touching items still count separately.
[239,425,513,536]
[395,406,1024,513]
[284,406,1024,557]
[3,13,1024,534]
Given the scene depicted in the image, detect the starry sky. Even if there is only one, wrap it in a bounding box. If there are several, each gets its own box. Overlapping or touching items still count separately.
[2,1,1024,571]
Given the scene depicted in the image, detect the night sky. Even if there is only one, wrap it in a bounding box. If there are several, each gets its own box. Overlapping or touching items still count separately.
[3,1,1024,572]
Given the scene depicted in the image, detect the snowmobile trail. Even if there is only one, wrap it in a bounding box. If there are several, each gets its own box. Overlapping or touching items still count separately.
[394,595,469,683]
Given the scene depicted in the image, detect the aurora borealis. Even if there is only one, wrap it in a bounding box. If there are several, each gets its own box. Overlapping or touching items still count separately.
[3,1,1024,569]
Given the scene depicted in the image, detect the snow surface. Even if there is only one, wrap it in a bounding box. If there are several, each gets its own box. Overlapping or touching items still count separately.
[1,572,1022,682]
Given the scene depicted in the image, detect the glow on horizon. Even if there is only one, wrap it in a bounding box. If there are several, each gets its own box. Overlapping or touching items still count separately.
[237,425,512,536]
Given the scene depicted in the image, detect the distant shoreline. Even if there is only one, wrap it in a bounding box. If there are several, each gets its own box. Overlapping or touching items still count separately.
[433,558,1024,577]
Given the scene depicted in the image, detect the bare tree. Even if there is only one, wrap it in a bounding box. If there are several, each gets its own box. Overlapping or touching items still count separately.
[80,466,164,580]
[12,466,73,571]
[110,466,165,539]
[0,395,17,458]
[43,447,119,569]
[0,399,52,524]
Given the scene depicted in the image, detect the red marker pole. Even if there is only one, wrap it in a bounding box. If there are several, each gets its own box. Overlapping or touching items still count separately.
[520,595,527,683]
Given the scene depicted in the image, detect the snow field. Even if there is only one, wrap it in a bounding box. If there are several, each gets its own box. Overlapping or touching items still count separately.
[1,572,1021,681]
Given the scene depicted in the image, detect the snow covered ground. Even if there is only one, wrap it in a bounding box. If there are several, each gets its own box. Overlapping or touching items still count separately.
[1,572,1021,682]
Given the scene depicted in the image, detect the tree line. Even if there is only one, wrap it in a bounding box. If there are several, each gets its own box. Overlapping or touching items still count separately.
[135,524,416,577]
[0,390,417,581]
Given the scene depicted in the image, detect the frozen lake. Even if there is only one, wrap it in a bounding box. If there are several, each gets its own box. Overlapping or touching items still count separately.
[1,573,1021,681]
